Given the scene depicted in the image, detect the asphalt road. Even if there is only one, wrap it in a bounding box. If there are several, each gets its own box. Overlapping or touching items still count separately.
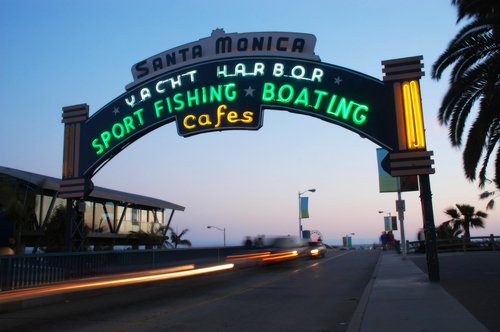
[0,250,380,332]
[410,251,500,332]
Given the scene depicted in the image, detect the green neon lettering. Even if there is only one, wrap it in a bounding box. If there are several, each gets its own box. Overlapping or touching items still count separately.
[101,131,111,149]
[173,93,185,111]
[186,89,200,107]
[332,98,352,119]
[166,97,173,113]
[313,90,328,109]
[133,108,145,125]
[352,104,369,124]
[278,84,294,103]
[154,100,164,118]
[262,82,275,101]
[123,116,135,133]
[293,87,309,107]
[326,94,338,115]
[224,83,237,101]
[92,139,104,155]
[201,87,208,103]
[112,123,125,139]
[210,85,222,102]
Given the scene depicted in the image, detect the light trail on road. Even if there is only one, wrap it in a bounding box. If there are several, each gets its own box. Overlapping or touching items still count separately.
[0,263,234,304]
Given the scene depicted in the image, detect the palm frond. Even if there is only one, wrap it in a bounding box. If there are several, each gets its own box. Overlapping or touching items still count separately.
[432,19,495,79]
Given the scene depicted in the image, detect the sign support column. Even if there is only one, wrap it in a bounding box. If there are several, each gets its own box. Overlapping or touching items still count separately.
[382,56,440,281]
[61,104,93,251]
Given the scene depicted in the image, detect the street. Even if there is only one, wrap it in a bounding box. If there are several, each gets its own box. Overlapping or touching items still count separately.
[0,250,380,332]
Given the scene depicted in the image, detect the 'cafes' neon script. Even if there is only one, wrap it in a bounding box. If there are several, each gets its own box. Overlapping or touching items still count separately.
[91,61,370,156]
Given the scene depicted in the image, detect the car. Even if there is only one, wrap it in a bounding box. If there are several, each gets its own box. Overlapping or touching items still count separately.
[260,236,307,264]
[307,241,327,258]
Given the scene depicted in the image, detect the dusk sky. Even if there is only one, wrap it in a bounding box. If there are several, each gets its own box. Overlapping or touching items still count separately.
[1,0,498,246]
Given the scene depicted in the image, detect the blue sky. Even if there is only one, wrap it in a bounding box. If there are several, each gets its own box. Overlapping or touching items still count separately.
[1,0,498,246]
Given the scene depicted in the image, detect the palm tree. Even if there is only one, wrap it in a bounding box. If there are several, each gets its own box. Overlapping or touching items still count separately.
[168,227,192,248]
[431,0,500,188]
[442,203,487,239]
[436,222,463,239]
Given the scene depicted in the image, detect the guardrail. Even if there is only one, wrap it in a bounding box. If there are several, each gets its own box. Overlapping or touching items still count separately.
[0,247,244,292]
[407,234,500,254]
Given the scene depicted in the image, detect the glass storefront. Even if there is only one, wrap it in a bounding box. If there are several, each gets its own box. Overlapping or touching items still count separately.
[33,192,164,235]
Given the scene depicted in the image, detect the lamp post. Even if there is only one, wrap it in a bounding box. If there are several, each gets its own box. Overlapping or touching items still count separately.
[378,210,393,232]
[379,210,407,258]
[378,210,391,217]
[207,225,226,247]
[298,188,316,239]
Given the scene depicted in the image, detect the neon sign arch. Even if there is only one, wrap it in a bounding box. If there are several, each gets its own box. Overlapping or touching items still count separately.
[76,57,397,177]
[61,30,431,195]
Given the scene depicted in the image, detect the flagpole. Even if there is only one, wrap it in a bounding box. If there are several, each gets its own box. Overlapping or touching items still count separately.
[298,188,316,239]
[298,191,302,239]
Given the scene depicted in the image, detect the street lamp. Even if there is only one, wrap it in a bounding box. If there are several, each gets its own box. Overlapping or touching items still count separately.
[378,210,393,232]
[298,188,316,239]
[207,225,226,247]
[379,210,407,258]
[378,210,391,217]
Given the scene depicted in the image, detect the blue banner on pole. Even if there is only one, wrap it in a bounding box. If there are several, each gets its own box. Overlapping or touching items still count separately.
[300,197,309,218]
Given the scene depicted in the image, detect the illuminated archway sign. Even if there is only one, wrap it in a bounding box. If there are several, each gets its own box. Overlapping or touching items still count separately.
[66,29,402,178]
[81,56,397,175]
[60,30,439,281]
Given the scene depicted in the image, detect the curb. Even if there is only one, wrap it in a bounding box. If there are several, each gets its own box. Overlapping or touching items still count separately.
[346,250,382,332]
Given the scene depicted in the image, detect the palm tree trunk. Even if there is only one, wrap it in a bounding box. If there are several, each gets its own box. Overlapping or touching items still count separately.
[464,224,471,240]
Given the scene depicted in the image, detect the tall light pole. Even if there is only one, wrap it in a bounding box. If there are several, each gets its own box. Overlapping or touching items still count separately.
[379,209,407,259]
[378,210,391,220]
[207,225,226,247]
[298,188,316,239]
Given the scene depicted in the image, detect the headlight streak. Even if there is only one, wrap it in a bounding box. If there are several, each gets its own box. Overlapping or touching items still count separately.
[227,250,301,263]
[226,252,272,261]
[0,263,234,303]
[261,250,299,262]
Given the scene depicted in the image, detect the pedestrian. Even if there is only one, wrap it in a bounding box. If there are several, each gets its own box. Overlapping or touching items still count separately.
[244,236,253,249]
[380,231,388,251]
[417,228,426,253]
[387,231,395,250]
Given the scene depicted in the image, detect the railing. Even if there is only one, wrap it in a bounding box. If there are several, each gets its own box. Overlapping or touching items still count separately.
[407,234,500,254]
[0,246,244,292]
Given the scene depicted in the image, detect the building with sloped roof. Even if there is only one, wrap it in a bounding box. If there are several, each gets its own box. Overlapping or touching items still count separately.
[0,166,185,251]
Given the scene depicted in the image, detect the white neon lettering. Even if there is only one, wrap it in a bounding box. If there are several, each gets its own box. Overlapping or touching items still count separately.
[125,95,136,108]
[140,88,151,102]
[273,63,284,77]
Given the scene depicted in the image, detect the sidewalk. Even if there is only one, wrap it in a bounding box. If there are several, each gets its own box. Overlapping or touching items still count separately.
[347,251,489,332]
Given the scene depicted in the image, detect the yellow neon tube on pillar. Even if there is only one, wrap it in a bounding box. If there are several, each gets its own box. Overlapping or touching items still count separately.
[402,80,426,149]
